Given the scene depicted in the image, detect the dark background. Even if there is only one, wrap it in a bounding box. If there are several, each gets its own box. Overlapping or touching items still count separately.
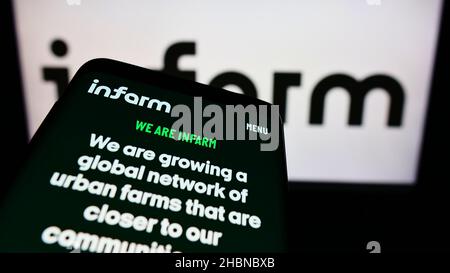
[1,0,448,253]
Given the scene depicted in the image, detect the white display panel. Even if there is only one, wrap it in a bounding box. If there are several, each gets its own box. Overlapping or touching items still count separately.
[13,0,443,184]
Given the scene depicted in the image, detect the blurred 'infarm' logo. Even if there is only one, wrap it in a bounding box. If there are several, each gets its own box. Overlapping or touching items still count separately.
[43,41,405,130]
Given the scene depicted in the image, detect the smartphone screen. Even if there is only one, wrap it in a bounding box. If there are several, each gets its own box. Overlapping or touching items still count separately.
[0,59,287,253]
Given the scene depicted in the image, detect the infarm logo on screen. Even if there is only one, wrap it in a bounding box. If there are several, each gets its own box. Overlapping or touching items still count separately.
[87,79,280,151]
[87,79,172,113]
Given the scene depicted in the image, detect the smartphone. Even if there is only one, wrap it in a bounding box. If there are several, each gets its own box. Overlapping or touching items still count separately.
[0,59,287,253]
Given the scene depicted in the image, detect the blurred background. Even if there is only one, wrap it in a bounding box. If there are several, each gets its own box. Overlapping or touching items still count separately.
[1,0,448,252]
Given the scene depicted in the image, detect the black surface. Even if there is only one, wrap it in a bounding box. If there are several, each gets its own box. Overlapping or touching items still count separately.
[0,0,28,199]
